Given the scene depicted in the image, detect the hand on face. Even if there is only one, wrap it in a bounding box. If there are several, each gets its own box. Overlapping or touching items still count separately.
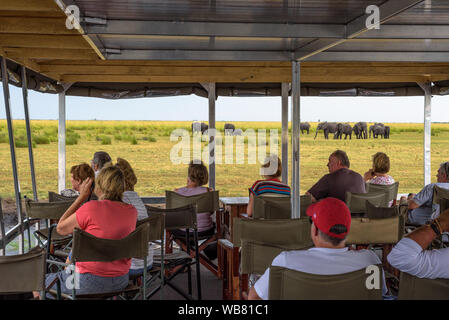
[78,177,93,199]
[364,169,375,181]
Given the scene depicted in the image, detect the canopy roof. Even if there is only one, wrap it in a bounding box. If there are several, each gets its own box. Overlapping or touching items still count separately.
[1,0,449,97]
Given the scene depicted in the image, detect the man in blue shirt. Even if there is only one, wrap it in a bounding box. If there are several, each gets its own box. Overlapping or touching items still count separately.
[407,161,449,225]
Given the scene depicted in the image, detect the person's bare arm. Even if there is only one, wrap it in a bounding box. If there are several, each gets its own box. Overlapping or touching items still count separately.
[57,178,92,235]
[305,191,317,203]
[406,209,449,250]
[247,193,254,217]
[248,287,262,300]
[408,199,420,210]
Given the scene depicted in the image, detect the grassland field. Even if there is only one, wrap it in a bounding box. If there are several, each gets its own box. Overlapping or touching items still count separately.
[1,120,449,201]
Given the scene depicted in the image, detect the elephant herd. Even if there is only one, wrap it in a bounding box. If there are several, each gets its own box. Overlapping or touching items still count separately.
[313,121,390,140]
[191,122,242,136]
[191,121,390,140]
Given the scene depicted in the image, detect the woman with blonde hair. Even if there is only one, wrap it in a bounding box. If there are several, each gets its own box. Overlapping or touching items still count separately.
[247,154,291,217]
[364,152,395,185]
[41,165,137,296]
[115,157,154,277]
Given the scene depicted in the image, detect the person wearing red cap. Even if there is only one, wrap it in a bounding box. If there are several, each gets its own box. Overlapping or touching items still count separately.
[248,197,387,300]
[306,150,365,203]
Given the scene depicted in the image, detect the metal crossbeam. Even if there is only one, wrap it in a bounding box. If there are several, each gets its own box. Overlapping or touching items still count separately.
[295,0,425,60]
[85,20,345,38]
[306,51,449,62]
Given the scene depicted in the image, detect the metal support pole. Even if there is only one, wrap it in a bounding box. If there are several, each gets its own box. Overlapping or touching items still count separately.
[281,83,289,184]
[1,56,24,253]
[291,62,301,218]
[418,82,432,186]
[22,66,38,202]
[58,91,66,193]
[208,83,216,189]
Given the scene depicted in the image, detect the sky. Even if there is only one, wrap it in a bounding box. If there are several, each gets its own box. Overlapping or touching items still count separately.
[1,83,449,123]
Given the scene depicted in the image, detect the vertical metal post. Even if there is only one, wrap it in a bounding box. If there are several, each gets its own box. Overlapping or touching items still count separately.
[208,83,216,189]
[1,56,24,253]
[58,91,66,193]
[418,82,432,186]
[22,66,38,202]
[281,83,289,184]
[291,62,301,218]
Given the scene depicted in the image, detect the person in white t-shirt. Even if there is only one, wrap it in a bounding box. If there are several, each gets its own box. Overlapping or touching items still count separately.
[248,197,387,300]
[387,208,449,279]
[115,157,154,276]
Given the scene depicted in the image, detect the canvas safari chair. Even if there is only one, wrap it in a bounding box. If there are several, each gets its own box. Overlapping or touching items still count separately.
[252,194,312,219]
[232,217,313,299]
[398,272,449,300]
[345,191,386,215]
[130,212,166,300]
[0,247,46,299]
[268,264,383,300]
[146,204,202,300]
[24,198,74,263]
[48,191,98,202]
[47,221,151,300]
[165,190,220,277]
[365,182,400,207]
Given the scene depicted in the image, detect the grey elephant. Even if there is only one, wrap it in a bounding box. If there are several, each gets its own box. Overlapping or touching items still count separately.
[224,123,235,135]
[314,122,338,140]
[369,124,385,138]
[384,126,390,139]
[192,122,208,134]
[233,128,243,136]
[353,122,368,139]
[335,123,352,140]
[300,122,310,134]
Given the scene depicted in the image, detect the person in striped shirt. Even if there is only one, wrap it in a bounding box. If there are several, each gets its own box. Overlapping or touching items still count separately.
[247,154,291,217]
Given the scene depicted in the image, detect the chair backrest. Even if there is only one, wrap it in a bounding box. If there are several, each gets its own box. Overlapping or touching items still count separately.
[137,212,165,242]
[0,247,46,293]
[24,198,74,220]
[268,265,383,300]
[346,205,404,245]
[165,190,219,213]
[48,191,77,202]
[146,204,197,230]
[252,194,312,219]
[433,185,449,213]
[399,272,449,300]
[365,182,399,206]
[233,218,313,275]
[345,191,386,214]
[71,222,150,262]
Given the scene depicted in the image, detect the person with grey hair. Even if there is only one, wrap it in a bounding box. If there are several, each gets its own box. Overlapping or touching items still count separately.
[306,150,365,203]
[406,161,449,225]
[91,151,112,177]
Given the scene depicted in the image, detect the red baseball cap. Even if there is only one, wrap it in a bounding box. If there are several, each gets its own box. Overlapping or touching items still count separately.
[306,197,351,239]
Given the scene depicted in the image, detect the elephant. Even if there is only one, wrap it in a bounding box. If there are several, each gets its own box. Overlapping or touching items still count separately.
[233,128,243,136]
[314,122,338,140]
[224,123,235,135]
[353,122,368,139]
[369,124,385,139]
[384,126,390,139]
[192,122,208,134]
[335,123,352,140]
[300,122,310,134]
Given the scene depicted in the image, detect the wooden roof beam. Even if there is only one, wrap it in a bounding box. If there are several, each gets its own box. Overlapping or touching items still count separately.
[4,48,98,60]
[0,0,60,12]
[0,34,91,49]
[0,17,77,35]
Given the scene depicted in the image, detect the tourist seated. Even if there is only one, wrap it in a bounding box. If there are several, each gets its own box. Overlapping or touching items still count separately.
[248,197,387,300]
[91,151,112,177]
[172,160,216,259]
[405,162,449,225]
[60,163,95,197]
[364,152,395,206]
[115,157,154,276]
[247,154,291,217]
[387,208,449,279]
[306,150,365,203]
[39,166,137,297]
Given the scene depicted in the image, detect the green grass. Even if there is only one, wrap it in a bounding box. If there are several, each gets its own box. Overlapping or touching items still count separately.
[0,120,448,200]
